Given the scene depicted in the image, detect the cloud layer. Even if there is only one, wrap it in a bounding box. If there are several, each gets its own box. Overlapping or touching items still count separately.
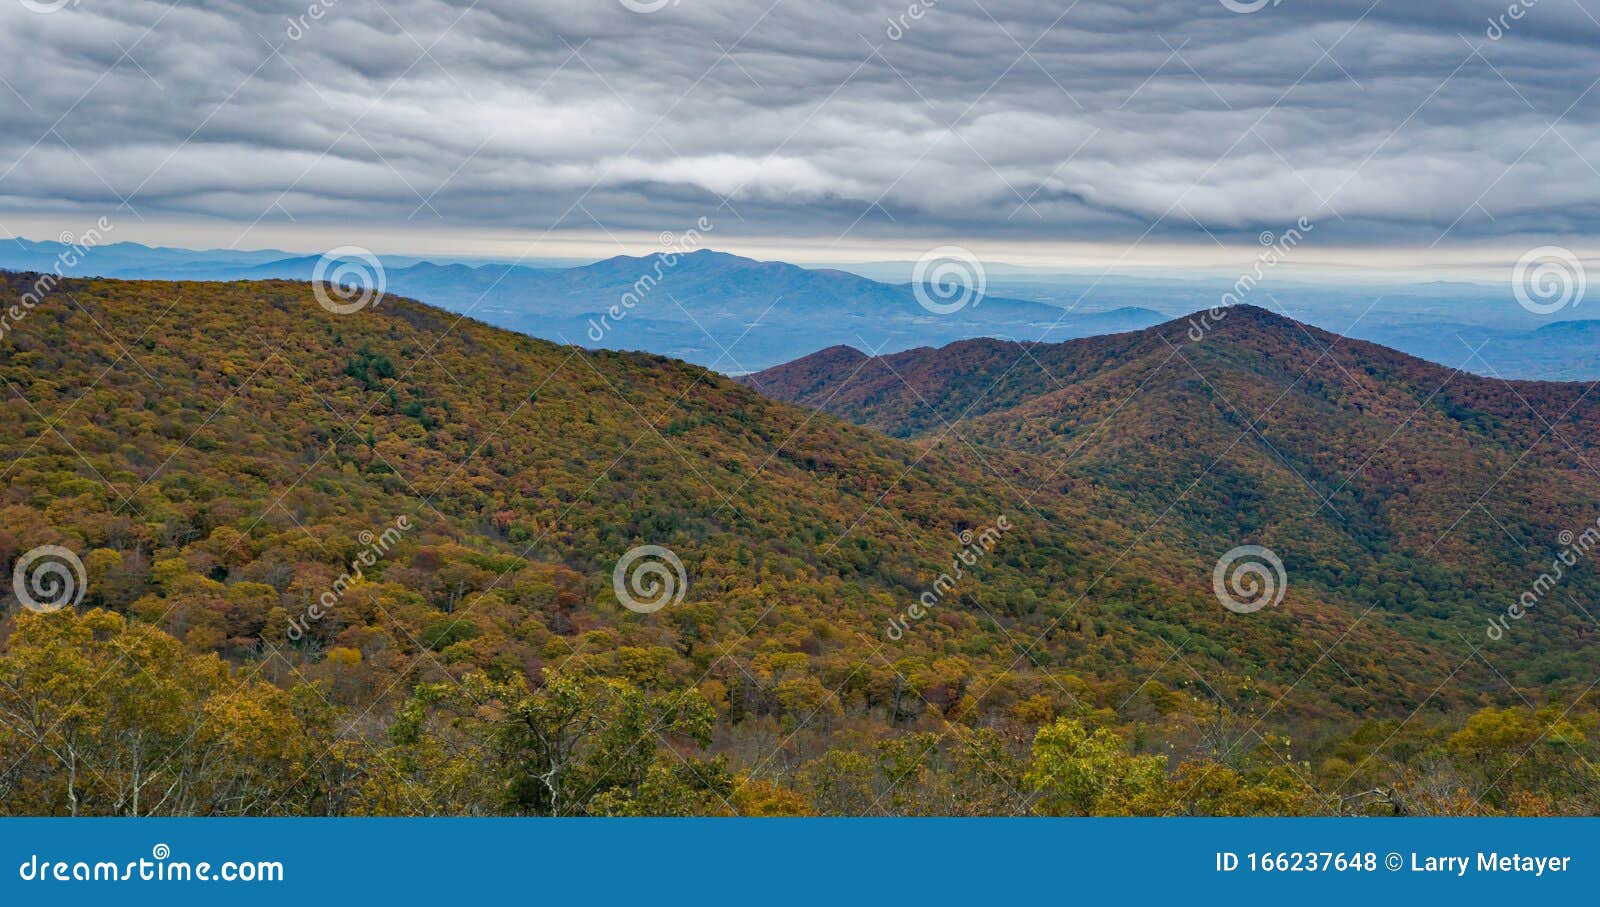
[1,0,1597,253]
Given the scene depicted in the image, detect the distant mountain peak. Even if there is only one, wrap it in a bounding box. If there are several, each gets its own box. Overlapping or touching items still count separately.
[1160,302,1326,343]
[743,300,1448,435]
[810,343,868,359]
[1535,318,1600,334]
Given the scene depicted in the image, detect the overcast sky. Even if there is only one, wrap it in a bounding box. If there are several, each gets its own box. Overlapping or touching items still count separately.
[0,0,1597,273]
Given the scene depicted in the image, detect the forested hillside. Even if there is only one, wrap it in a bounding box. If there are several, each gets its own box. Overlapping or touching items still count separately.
[0,277,1594,816]
[749,307,1600,687]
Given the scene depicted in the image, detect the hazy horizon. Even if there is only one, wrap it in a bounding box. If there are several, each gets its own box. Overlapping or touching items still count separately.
[0,223,1560,289]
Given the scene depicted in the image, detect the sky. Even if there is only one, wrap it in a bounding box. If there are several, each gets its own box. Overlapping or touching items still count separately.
[0,0,1598,278]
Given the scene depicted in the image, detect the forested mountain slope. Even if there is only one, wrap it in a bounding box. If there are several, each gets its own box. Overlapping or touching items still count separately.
[749,305,1600,708]
[748,307,1600,648]
[0,279,1593,816]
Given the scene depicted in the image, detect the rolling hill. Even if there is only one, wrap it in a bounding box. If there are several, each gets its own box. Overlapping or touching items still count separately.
[748,305,1600,687]
[0,276,1595,816]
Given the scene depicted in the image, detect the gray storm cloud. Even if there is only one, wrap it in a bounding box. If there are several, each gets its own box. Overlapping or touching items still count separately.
[0,0,1596,247]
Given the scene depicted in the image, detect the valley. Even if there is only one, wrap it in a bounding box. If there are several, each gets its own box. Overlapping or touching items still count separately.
[0,275,1595,816]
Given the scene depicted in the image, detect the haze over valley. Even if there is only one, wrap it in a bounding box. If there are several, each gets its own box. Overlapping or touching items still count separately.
[3,237,1595,379]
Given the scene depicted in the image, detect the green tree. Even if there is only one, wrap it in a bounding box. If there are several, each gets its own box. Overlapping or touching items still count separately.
[1026,717,1165,816]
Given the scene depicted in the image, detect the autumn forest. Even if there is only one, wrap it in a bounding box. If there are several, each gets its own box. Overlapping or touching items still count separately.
[0,274,1596,817]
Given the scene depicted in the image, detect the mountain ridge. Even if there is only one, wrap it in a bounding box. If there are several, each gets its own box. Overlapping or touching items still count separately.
[3,274,1597,814]
[8,237,1600,379]
[747,302,1600,690]
[159,246,1158,372]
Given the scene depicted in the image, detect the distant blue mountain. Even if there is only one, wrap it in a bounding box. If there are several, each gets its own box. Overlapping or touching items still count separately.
[0,238,298,276]
[0,240,1166,372]
[7,236,1594,378]
[374,250,1165,372]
